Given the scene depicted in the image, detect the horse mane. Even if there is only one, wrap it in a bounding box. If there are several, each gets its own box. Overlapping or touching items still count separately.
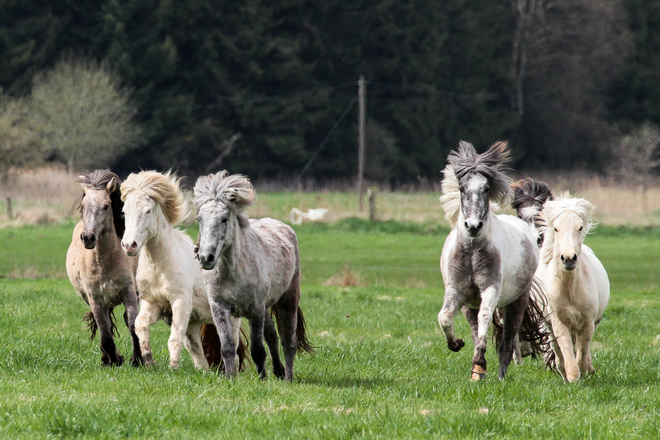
[539,192,595,264]
[511,178,553,222]
[193,171,256,218]
[77,169,125,238]
[440,141,512,227]
[121,171,189,226]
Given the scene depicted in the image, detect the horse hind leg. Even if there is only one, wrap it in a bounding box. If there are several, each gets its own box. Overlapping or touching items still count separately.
[272,300,299,382]
[497,291,529,380]
[264,310,285,379]
[248,309,268,380]
[184,322,209,370]
[90,301,123,366]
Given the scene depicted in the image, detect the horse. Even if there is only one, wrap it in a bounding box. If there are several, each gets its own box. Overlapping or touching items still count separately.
[66,170,142,367]
[194,171,314,381]
[120,170,245,370]
[536,193,610,382]
[438,141,543,381]
[511,178,553,247]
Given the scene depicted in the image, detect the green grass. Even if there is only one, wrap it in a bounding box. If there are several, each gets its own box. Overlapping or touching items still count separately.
[0,222,659,439]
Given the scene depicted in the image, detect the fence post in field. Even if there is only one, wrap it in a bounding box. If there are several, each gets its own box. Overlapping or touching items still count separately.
[358,75,366,213]
[368,188,377,222]
[6,197,13,220]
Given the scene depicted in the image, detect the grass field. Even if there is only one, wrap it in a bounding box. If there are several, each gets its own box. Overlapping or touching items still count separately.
[0,221,659,439]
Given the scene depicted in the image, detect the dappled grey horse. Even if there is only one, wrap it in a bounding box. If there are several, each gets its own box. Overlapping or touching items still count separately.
[194,171,313,381]
[438,141,541,380]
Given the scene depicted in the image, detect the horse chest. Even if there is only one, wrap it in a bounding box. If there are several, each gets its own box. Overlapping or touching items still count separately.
[448,242,501,298]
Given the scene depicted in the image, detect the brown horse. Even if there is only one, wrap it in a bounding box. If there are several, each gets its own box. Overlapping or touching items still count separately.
[66,170,142,366]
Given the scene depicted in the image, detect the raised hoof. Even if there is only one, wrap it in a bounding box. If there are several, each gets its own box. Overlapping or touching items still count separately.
[471,365,486,381]
[448,338,465,352]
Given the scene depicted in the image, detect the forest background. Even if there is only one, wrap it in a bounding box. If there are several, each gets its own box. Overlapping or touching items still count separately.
[1,0,660,188]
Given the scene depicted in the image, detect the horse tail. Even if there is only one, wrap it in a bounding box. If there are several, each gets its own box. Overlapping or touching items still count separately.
[270,306,315,354]
[200,323,250,372]
[83,309,119,340]
[491,278,554,368]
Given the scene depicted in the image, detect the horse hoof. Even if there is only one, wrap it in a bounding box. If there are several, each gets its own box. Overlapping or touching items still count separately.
[130,355,144,368]
[471,365,487,381]
[449,339,465,352]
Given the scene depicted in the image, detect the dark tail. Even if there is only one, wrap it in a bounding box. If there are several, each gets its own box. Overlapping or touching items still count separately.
[83,310,119,340]
[492,278,554,367]
[271,306,315,353]
[200,323,249,371]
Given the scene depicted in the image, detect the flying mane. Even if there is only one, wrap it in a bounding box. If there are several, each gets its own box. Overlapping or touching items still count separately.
[440,141,512,227]
[121,171,188,225]
[538,192,595,264]
[193,171,255,222]
[77,169,125,238]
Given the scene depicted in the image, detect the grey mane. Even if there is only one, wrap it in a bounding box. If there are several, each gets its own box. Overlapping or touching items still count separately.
[448,141,513,207]
[194,171,255,227]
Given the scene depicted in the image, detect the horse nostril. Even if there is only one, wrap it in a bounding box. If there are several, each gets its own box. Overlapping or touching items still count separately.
[464,222,469,229]
[560,255,565,261]
[476,221,483,230]
[571,255,578,262]
[207,254,214,263]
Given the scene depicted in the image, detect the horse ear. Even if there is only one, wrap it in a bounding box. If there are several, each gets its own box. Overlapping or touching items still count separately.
[78,175,88,193]
[106,177,117,194]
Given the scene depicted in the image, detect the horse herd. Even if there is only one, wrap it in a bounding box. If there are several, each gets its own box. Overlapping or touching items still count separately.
[65,140,609,384]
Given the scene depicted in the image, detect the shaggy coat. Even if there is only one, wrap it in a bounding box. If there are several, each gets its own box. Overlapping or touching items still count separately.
[66,170,142,366]
[536,193,610,382]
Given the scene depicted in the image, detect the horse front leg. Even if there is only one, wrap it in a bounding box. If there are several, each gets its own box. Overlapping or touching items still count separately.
[122,285,143,367]
[471,285,500,381]
[89,299,123,366]
[168,297,193,369]
[209,300,237,378]
[576,321,596,377]
[438,286,466,352]
[134,300,161,367]
[498,291,529,380]
[184,322,209,370]
[550,315,579,382]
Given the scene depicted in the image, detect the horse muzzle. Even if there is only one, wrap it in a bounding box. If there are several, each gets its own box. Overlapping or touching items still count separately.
[121,240,140,257]
[198,252,218,270]
[81,232,97,249]
[560,254,578,271]
[464,220,484,238]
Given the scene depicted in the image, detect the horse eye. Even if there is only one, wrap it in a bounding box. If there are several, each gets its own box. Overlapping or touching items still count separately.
[196,217,201,224]
[579,226,583,232]
[221,217,228,224]
[103,205,109,211]
[483,186,490,193]
[554,227,558,232]
[146,209,152,214]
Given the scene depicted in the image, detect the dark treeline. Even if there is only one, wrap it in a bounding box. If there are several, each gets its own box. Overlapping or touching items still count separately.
[1,0,659,184]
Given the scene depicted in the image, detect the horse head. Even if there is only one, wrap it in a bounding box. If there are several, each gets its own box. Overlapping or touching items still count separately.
[193,171,255,270]
[77,170,121,249]
[446,141,512,238]
[540,194,594,271]
[120,171,187,257]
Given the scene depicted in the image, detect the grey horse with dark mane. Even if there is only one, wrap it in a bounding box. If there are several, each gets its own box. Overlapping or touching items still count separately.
[438,142,548,380]
[66,170,142,366]
[194,171,313,381]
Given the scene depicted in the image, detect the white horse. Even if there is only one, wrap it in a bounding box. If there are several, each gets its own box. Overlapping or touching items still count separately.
[438,141,541,380]
[537,193,610,382]
[120,171,241,369]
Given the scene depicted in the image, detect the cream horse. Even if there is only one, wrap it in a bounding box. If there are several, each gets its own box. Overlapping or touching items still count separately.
[120,171,241,369]
[537,193,610,382]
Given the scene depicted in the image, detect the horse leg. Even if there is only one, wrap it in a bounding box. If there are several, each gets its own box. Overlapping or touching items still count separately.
[263,311,285,379]
[209,300,237,378]
[576,321,596,376]
[248,307,268,380]
[273,294,299,382]
[471,285,499,381]
[184,322,209,370]
[461,306,479,347]
[438,287,466,352]
[512,335,523,366]
[134,300,161,367]
[550,315,579,382]
[168,297,193,369]
[497,291,529,380]
[90,300,123,366]
[121,285,143,367]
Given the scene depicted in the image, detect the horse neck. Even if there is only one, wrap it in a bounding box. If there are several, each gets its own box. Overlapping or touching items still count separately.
[143,210,180,264]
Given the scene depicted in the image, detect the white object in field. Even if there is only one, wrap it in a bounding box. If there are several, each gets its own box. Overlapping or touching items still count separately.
[290,208,329,225]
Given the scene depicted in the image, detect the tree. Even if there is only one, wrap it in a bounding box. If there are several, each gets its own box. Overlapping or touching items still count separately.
[0,95,42,180]
[28,56,142,172]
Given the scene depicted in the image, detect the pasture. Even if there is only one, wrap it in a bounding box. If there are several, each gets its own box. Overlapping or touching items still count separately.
[0,219,659,439]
